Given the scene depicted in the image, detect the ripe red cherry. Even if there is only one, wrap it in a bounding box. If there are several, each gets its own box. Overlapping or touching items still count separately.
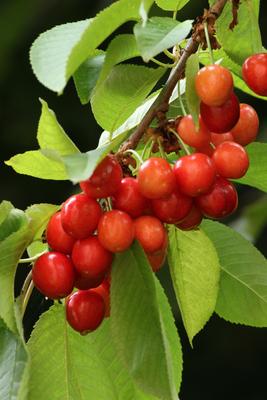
[177,115,211,148]
[211,132,234,147]
[66,290,105,334]
[98,210,134,252]
[195,177,238,219]
[72,236,113,282]
[173,153,216,197]
[61,193,102,240]
[134,215,166,253]
[112,177,149,218]
[80,154,123,198]
[46,212,75,254]
[91,280,110,317]
[151,189,192,224]
[74,270,106,290]
[195,64,233,106]
[231,103,259,146]
[242,53,267,96]
[176,204,203,230]
[32,252,74,299]
[146,230,168,273]
[212,141,249,179]
[194,142,214,157]
[137,157,176,199]
[200,92,240,133]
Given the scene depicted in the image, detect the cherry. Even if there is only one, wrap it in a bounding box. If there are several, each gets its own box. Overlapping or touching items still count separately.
[80,154,123,198]
[137,157,176,199]
[151,189,192,224]
[176,204,203,230]
[231,103,259,146]
[112,177,149,218]
[91,280,110,317]
[194,142,214,157]
[195,176,238,219]
[146,230,168,272]
[61,193,102,240]
[98,210,134,252]
[134,215,166,253]
[195,64,233,106]
[211,132,234,147]
[74,270,106,290]
[32,252,74,299]
[212,141,249,179]
[242,53,267,96]
[72,236,113,282]
[173,153,216,197]
[200,92,240,133]
[46,212,75,254]
[66,290,105,334]
[177,115,211,148]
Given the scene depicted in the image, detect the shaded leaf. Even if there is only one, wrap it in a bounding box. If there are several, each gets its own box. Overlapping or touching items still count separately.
[185,53,200,127]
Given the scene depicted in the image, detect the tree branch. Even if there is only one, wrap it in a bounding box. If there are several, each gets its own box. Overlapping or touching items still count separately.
[118,0,228,154]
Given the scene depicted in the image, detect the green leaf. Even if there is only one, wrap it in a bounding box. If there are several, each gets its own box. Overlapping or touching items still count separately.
[91,64,165,132]
[0,320,29,400]
[236,143,267,192]
[202,220,267,327]
[111,241,182,400]
[28,304,158,400]
[0,201,14,228]
[73,51,105,105]
[185,53,200,127]
[26,203,59,239]
[168,225,220,344]
[155,0,190,11]
[216,0,262,64]
[30,0,154,93]
[134,17,192,62]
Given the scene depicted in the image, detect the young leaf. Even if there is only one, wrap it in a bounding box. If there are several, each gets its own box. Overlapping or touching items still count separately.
[155,0,190,11]
[185,53,200,127]
[168,225,220,344]
[28,304,158,400]
[0,201,13,226]
[30,0,154,93]
[111,241,182,400]
[0,319,29,400]
[134,17,192,62]
[73,51,105,105]
[202,220,267,327]
[91,64,165,132]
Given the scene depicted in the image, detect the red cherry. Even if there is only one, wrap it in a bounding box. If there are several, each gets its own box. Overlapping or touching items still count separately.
[91,280,110,317]
[195,64,233,106]
[46,212,75,254]
[151,189,192,224]
[134,215,166,253]
[72,236,113,281]
[242,53,267,96]
[200,92,240,133]
[195,177,238,219]
[212,141,249,179]
[146,230,168,273]
[231,103,259,146]
[176,204,203,230]
[98,210,134,252]
[80,154,123,198]
[112,177,149,218]
[32,252,74,299]
[211,132,234,147]
[173,153,216,197]
[177,115,211,148]
[74,270,106,290]
[194,142,214,157]
[66,290,105,333]
[137,157,176,199]
[61,193,102,240]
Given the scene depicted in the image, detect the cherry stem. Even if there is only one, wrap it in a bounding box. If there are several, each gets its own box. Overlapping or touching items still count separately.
[19,250,47,264]
[169,128,191,155]
[21,270,32,297]
[157,138,167,159]
[178,80,187,116]
[141,137,153,160]
[204,22,215,64]
[163,49,176,60]
[151,57,177,68]
[107,197,113,211]
[173,8,178,20]
[124,149,144,166]
[21,280,34,317]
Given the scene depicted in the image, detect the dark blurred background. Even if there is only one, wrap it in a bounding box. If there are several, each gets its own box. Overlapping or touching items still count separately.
[1,1,267,399]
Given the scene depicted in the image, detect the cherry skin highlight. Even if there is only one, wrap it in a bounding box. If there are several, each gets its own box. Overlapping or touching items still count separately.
[151,189,192,224]
[80,154,123,198]
[242,53,267,96]
[66,290,105,334]
[200,92,240,133]
[177,115,211,148]
[212,141,249,179]
[173,153,216,197]
[32,252,75,299]
[231,103,259,146]
[137,157,176,199]
[46,212,75,254]
[134,215,166,253]
[176,204,203,230]
[195,64,233,106]
[98,210,134,252]
[61,193,102,240]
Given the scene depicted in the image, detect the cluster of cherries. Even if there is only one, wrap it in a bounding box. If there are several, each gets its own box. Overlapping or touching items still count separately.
[31,52,265,335]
